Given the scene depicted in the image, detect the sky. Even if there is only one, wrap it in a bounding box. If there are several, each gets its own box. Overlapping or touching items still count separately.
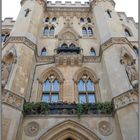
[2,0,138,22]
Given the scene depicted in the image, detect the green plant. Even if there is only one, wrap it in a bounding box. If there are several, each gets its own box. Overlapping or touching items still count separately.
[76,103,83,119]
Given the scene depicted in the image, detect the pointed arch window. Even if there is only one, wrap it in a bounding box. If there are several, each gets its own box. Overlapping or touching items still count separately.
[87,18,91,23]
[50,26,55,36]
[42,75,60,103]
[45,17,49,22]
[90,48,96,56]
[69,43,76,48]
[61,43,68,48]
[78,74,96,103]
[41,48,47,56]
[80,18,84,23]
[44,26,49,36]
[52,17,56,22]
[82,27,87,35]
[88,27,93,36]
[106,10,112,18]
[133,46,139,56]
[125,29,132,37]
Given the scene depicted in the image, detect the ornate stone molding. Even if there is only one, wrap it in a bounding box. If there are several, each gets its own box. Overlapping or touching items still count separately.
[2,89,25,110]
[24,121,40,137]
[98,121,113,136]
[55,54,83,66]
[112,90,138,111]
[3,36,37,51]
[36,56,54,63]
[84,56,101,63]
[101,37,133,52]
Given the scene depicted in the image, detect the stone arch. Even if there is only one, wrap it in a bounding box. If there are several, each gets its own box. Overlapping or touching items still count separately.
[37,67,64,102]
[73,67,101,102]
[35,120,102,140]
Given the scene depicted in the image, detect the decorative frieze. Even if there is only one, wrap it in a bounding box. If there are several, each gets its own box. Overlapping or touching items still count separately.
[3,37,36,51]
[36,56,55,63]
[113,90,138,110]
[84,56,100,63]
[2,89,25,110]
[55,54,83,66]
[101,37,133,51]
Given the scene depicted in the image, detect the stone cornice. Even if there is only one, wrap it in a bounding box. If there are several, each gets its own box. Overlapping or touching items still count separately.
[112,89,138,111]
[3,36,37,51]
[101,37,134,52]
[2,89,25,111]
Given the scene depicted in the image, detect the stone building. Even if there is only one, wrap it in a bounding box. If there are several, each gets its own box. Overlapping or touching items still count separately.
[2,0,138,140]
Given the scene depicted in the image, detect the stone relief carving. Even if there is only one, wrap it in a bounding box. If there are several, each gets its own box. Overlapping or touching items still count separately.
[24,121,40,137]
[120,47,138,89]
[2,51,17,88]
[113,90,138,110]
[2,89,25,110]
[98,121,113,136]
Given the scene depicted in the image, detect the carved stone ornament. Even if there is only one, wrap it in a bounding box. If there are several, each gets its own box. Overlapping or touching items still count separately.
[98,121,113,136]
[24,121,40,137]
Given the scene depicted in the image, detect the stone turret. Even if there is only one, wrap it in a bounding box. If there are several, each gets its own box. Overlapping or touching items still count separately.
[90,0,124,43]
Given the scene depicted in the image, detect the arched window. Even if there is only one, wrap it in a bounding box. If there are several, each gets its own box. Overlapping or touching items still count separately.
[69,43,76,48]
[82,27,87,35]
[87,18,91,23]
[41,48,47,56]
[1,34,6,42]
[80,18,84,23]
[49,26,55,36]
[125,29,131,37]
[61,43,68,48]
[106,10,112,18]
[90,48,96,56]
[45,17,49,22]
[42,75,60,103]
[133,46,139,56]
[88,27,93,36]
[78,74,96,103]
[44,26,49,36]
[52,17,56,22]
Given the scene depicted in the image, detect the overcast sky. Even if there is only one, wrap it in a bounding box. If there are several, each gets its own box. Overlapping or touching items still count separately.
[2,0,138,22]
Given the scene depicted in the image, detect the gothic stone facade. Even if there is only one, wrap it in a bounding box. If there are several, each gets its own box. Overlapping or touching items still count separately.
[2,0,138,140]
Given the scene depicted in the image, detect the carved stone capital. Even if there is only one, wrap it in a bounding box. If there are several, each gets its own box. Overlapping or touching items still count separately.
[112,90,138,111]
[2,89,25,110]
[3,36,37,51]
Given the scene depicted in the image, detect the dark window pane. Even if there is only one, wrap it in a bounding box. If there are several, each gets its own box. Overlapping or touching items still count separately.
[44,26,49,36]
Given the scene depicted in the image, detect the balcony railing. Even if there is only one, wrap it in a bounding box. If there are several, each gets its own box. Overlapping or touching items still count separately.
[23,102,114,117]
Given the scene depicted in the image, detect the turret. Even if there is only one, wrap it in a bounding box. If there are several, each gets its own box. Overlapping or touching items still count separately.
[90,0,124,43]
